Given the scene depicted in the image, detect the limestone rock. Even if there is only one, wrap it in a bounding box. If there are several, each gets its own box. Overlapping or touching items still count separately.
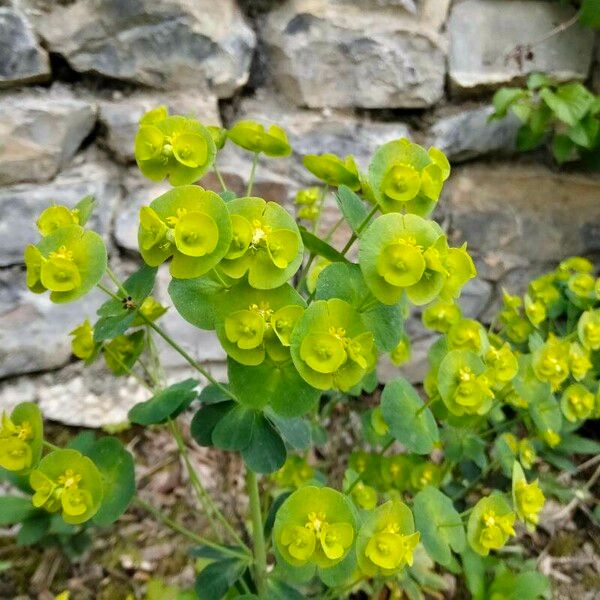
[446,163,600,265]
[25,0,256,96]
[0,267,104,378]
[262,0,447,108]
[429,105,521,162]
[99,92,221,164]
[0,156,120,267]
[0,7,50,88]
[0,89,97,185]
[448,0,595,94]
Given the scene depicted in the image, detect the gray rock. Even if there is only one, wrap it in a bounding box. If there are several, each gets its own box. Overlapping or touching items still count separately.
[0,156,120,267]
[0,90,97,185]
[0,7,50,88]
[459,277,493,320]
[448,0,595,94]
[25,0,256,96]
[0,267,104,378]
[429,105,521,162]
[262,0,447,108]
[446,163,600,265]
[98,92,221,164]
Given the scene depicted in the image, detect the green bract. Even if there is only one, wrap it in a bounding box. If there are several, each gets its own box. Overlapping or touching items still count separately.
[512,462,545,532]
[36,204,79,236]
[356,500,419,577]
[368,139,450,217]
[134,108,216,185]
[69,319,95,360]
[29,449,103,525]
[274,486,356,569]
[227,120,291,157]
[303,154,360,190]
[0,403,43,474]
[467,494,515,556]
[138,185,232,279]
[438,350,494,416]
[560,383,594,422]
[291,299,376,391]
[220,197,304,289]
[359,213,446,305]
[577,309,600,351]
[25,225,107,303]
[215,280,305,366]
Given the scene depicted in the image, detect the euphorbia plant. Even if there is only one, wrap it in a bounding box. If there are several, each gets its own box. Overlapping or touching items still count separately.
[2,104,597,599]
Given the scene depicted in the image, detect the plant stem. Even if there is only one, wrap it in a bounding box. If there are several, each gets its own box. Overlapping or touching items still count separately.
[169,420,249,550]
[247,153,259,197]
[246,470,268,597]
[340,204,379,256]
[214,164,228,192]
[97,282,121,301]
[42,440,60,451]
[106,267,128,296]
[416,394,438,417]
[133,497,248,560]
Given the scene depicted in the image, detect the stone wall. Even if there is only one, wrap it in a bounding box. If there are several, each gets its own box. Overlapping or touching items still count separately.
[0,0,598,426]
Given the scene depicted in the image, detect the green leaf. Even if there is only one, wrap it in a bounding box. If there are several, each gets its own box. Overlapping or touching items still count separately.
[94,312,136,342]
[190,401,235,447]
[0,496,37,525]
[567,114,600,149]
[552,134,575,164]
[242,414,287,473]
[73,195,96,226]
[299,226,349,263]
[87,437,136,526]
[211,405,255,451]
[413,487,466,567]
[194,557,247,600]
[128,379,198,425]
[541,84,595,127]
[527,73,553,90]
[228,357,320,418]
[335,185,368,233]
[266,411,311,450]
[97,265,158,318]
[318,547,357,587]
[267,578,307,600]
[67,431,97,454]
[580,0,600,27]
[168,273,230,331]
[516,124,545,151]
[380,378,439,454]
[188,545,246,560]
[263,491,292,539]
[218,190,237,202]
[16,513,50,545]
[461,547,489,600]
[492,88,527,118]
[556,433,600,455]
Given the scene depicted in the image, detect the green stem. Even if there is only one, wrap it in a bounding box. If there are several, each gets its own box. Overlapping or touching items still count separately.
[214,164,228,192]
[416,394,438,417]
[246,470,267,596]
[102,345,153,391]
[169,420,249,550]
[247,153,259,197]
[324,215,345,243]
[340,204,379,255]
[106,267,128,296]
[97,282,121,301]
[42,440,60,452]
[133,497,248,560]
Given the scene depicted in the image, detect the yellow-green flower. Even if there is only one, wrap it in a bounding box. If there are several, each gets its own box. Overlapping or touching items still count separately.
[29,449,103,524]
[25,222,107,304]
[291,299,376,391]
[357,500,419,576]
[578,310,600,351]
[447,319,488,354]
[524,293,546,326]
[227,120,291,157]
[132,296,168,326]
[272,455,314,489]
[138,185,232,279]
[36,205,79,236]
[502,385,528,409]
[532,334,570,390]
[359,213,449,305]
[512,462,545,531]
[380,455,412,491]
[352,482,378,510]
[69,319,95,361]
[409,462,441,491]
[485,343,518,384]
[439,244,477,301]
[370,407,389,437]
[207,125,227,150]
[518,438,536,469]
[220,197,304,289]
[561,383,595,422]
[568,272,596,300]
[0,403,43,473]
[541,429,561,448]
[568,342,592,381]
[368,139,450,217]
[558,256,593,274]
[438,350,494,416]
[274,486,356,568]
[303,153,360,190]
[390,335,411,366]
[422,300,462,333]
[134,108,216,185]
[467,494,515,556]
